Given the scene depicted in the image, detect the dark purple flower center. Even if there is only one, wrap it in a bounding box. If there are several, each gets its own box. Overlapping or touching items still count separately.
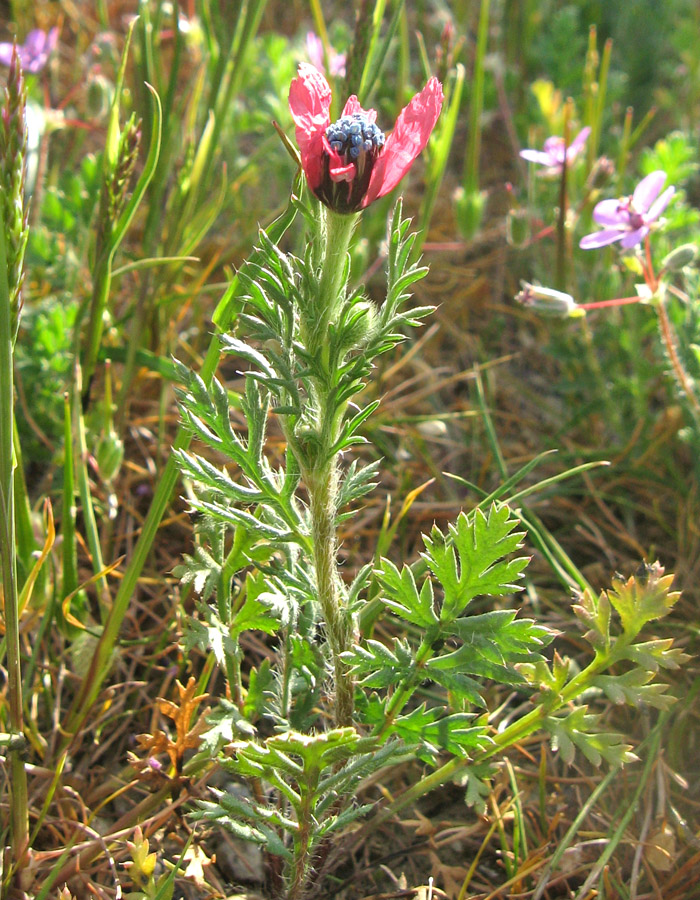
[618,197,645,230]
[315,113,386,213]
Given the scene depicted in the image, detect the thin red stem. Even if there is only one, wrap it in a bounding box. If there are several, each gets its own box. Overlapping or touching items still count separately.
[656,293,700,417]
[641,237,700,417]
[643,235,658,291]
[579,295,642,310]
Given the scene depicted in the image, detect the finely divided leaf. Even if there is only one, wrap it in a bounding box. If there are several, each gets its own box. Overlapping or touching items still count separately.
[388,704,491,761]
[448,610,553,664]
[545,707,637,767]
[606,563,680,638]
[593,670,676,710]
[377,557,439,627]
[422,505,528,620]
[342,638,414,688]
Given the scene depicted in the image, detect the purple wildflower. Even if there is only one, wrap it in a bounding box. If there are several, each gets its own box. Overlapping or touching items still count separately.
[306,32,346,78]
[579,171,675,250]
[520,127,591,176]
[0,28,59,74]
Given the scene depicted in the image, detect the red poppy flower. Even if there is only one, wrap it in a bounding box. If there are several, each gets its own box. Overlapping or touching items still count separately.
[289,63,443,214]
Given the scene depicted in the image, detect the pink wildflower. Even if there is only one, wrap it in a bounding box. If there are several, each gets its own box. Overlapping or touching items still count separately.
[305,32,346,77]
[0,28,59,74]
[579,171,675,250]
[520,127,591,176]
[288,63,443,213]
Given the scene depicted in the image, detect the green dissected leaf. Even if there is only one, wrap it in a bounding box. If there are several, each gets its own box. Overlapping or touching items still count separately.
[181,614,211,656]
[388,705,491,762]
[180,570,289,677]
[176,368,248,465]
[194,798,292,859]
[347,563,374,613]
[227,742,304,787]
[317,803,376,837]
[201,727,397,869]
[220,334,279,382]
[622,639,690,672]
[377,557,439,628]
[231,728,365,784]
[175,364,309,571]
[199,699,256,757]
[427,642,527,684]
[234,571,291,636]
[593,670,676,710]
[190,495,301,544]
[175,449,263,503]
[342,638,414,688]
[173,545,222,601]
[316,740,406,808]
[181,604,237,669]
[422,505,528,621]
[327,291,377,361]
[459,761,497,814]
[241,378,272,468]
[448,610,553,664]
[545,707,637,767]
[233,591,285,637]
[211,787,299,833]
[243,658,273,720]
[572,587,611,651]
[332,400,380,454]
[422,668,487,707]
[518,651,571,699]
[606,564,680,638]
[345,200,432,366]
[257,632,322,732]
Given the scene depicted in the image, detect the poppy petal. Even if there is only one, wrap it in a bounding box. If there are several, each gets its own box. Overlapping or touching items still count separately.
[363,77,443,207]
[325,140,355,182]
[289,63,332,190]
[342,95,377,124]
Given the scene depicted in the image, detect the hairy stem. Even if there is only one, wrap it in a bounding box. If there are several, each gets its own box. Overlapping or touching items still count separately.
[306,209,358,356]
[301,208,360,727]
[642,235,700,420]
[308,460,354,726]
[656,294,700,420]
[287,786,315,900]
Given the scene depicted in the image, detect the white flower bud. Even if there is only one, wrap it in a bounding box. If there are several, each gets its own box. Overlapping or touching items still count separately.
[515,282,583,317]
